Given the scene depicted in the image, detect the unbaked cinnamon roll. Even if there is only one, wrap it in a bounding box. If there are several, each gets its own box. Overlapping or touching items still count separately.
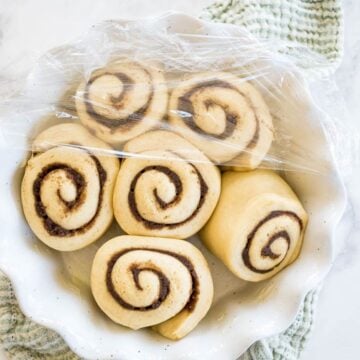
[200,170,308,281]
[168,72,273,169]
[21,123,119,251]
[91,235,213,340]
[113,130,221,239]
[75,61,168,144]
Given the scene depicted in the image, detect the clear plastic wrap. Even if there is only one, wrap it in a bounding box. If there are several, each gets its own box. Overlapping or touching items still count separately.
[0,12,356,348]
[0,15,356,174]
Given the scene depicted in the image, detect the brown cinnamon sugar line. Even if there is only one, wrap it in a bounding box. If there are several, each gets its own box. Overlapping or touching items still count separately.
[242,210,303,274]
[32,154,106,236]
[128,164,208,229]
[106,248,199,312]
[84,71,154,130]
[177,79,259,149]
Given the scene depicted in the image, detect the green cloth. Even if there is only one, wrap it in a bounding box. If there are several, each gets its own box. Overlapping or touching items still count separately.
[0,274,76,360]
[0,0,343,359]
[240,290,318,360]
[202,0,343,75]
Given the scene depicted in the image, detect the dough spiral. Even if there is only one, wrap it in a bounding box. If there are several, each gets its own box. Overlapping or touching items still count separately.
[21,123,119,251]
[168,72,273,169]
[200,170,307,281]
[91,235,213,340]
[113,130,221,239]
[75,60,168,144]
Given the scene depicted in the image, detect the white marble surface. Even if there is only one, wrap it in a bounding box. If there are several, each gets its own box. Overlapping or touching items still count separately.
[0,0,359,359]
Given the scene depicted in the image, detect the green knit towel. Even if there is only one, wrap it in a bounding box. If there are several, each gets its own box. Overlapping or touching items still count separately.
[0,1,343,359]
[0,274,77,360]
[202,0,343,75]
[240,290,318,360]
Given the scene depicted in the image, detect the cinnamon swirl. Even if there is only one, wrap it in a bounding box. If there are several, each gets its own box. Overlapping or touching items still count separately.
[21,123,119,251]
[113,130,221,239]
[168,72,273,169]
[75,61,168,144]
[200,170,308,281]
[91,235,213,340]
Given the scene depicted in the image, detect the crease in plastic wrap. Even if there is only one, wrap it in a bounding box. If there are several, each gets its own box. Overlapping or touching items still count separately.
[0,15,357,177]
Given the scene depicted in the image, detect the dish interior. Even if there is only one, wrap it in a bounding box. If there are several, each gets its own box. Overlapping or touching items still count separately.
[0,13,346,360]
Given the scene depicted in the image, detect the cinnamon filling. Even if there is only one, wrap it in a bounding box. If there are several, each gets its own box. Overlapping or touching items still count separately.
[177,79,259,148]
[106,248,199,312]
[242,210,303,274]
[128,165,208,229]
[84,70,154,130]
[32,155,106,236]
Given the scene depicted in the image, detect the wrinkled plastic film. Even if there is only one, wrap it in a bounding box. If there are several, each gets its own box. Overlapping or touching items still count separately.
[0,16,356,175]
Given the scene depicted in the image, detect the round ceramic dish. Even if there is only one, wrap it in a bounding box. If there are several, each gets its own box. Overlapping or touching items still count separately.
[0,13,346,360]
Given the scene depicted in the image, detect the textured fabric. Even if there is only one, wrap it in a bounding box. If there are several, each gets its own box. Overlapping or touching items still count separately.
[0,273,78,360]
[0,1,342,359]
[202,0,343,75]
[240,290,318,360]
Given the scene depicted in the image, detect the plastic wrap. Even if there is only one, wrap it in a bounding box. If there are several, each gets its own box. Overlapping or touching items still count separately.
[0,15,356,174]
[0,12,355,348]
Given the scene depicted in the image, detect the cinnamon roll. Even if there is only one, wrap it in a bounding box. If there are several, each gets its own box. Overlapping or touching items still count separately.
[91,235,213,340]
[75,61,168,144]
[21,123,120,251]
[168,72,273,169]
[113,130,221,239]
[200,170,308,281]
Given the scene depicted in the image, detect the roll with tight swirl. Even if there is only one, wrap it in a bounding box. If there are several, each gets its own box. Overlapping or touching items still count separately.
[21,123,120,251]
[200,170,308,281]
[168,72,273,169]
[113,130,221,239]
[91,235,213,340]
[75,60,168,144]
